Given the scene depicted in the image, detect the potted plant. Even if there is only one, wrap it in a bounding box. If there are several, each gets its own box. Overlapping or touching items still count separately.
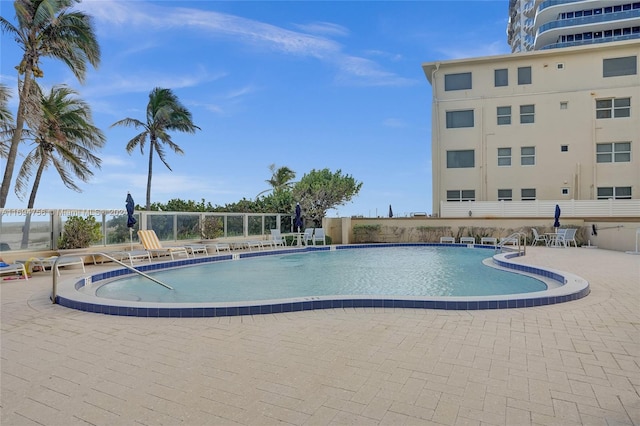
[58,216,103,250]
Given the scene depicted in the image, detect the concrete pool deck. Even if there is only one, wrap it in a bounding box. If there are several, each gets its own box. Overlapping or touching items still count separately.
[1,247,639,425]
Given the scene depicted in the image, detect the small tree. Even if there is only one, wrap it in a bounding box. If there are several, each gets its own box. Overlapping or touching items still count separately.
[58,216,102,249]
[292,169,362,227]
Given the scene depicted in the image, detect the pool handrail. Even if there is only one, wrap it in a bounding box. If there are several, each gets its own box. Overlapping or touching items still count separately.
[51,251,173,304]
[498,232,527,256]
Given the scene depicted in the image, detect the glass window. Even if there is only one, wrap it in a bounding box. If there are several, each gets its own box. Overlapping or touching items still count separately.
[444,72,472,91]
[521,188,536,200]
[603,56,637,77]
[494,69,508,87]
[498,189,512,201]
[447,150,475,168]
[498,148,512,166]
[446,190,475,202]
[597,142,631,163]
[520,104,535,124]
[560,101,568,109]
[497,106,511,125]
[446,110,474,128]
[518,66,532,85]
[598,187,632,199]
[561,145,568,152]
[521,146,535,166]
[596,98,630,119]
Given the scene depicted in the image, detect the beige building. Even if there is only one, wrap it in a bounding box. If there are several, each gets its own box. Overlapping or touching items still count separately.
[422,40,639,217]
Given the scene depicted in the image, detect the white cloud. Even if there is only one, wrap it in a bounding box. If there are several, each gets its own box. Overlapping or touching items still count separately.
[293,21,349,37]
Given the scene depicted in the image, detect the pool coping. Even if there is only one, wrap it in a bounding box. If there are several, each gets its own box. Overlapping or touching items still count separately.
[54,243,590,317]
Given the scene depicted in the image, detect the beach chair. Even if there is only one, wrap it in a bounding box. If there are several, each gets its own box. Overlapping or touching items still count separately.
[0,262,29,280]
[312,228,327,245]
[480,237,497,246]
[303,228,314,245]
[531,228,548,246]
[270,229,287,247]
[460,236,475,244]
[440,237,455,243]
[137,230,190,260]
[184,244,208,256]
[30,256,85,276]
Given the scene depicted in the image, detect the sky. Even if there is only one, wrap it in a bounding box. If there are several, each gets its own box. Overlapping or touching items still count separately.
[0,0,511,218]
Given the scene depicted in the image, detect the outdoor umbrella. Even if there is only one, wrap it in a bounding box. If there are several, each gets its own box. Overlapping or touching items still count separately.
[295,203,303,233]
[388,204,393,218]
[553,204,561,231]
[126,192,136,250]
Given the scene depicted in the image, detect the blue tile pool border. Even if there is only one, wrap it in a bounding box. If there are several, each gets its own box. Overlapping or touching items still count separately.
[55,243,590,317]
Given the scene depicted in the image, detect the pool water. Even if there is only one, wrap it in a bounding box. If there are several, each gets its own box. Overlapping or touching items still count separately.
[94,246,547,303]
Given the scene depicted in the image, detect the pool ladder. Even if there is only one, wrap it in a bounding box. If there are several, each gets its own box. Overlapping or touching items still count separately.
[497,232,527,256]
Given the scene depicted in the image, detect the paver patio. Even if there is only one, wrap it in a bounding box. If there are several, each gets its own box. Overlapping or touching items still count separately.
[1,247,639,425]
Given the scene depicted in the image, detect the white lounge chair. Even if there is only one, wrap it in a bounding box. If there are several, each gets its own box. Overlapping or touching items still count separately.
[440,237,455,243]
[312,228,327,245]
[30,256,85,276]
[460,236,475,244]
[137,230,189,260]
[0,262,29,280]
[480,237,497,246]
[303,228,314,246]
[184,244,208,256]
[270,230,287,247]
[557,228,578,247]
[531,228,548,246]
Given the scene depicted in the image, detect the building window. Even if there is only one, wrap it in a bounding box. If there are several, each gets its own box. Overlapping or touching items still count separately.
[562,188,570,195]
[521,188,536,200]
[603,56,637,77]
[498,189,512,201]
[521,146,535,165]
[597,186,632,199]
[446,110,474,128]
[596,98,631,119]
[596,142,631,163]
[498,148,511,166]
[497,106,511,125]
[520,104,535,123]
[560,101,568,109]
[557,63,564,70]
[518,66,532,85]
[446,190,476,202]
[494,68,508,87]
[444,72,472,91]
[561,145,568,152]
[446,150,475,168]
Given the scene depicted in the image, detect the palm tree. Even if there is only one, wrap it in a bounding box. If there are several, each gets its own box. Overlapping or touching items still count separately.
[0,0,100,208]
[15,84,105,248]
[111,87,200,210]
[0,84,14,158]
[256,163,296,198]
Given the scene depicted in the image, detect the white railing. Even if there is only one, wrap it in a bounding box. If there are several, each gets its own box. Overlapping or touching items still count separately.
[441,199,640,218]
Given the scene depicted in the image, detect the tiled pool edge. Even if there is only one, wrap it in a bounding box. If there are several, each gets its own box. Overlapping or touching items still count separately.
[55,244,590,317]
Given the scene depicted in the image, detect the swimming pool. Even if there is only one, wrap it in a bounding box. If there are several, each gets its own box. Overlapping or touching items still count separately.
[55,244,590,317]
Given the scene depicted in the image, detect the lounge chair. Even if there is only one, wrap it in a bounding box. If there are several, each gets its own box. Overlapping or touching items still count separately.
[312,228,327,245]
[270,229,287,247]
[480,237,497,246]
[184,244,208,256]
[557,228,577,247]
[303,228,314,246]
[30,256,85,276]
[0,262,29,280]
[531,228,548,246]
[460,236,475,244]
[137,230,190,260]
[440,237,455,243]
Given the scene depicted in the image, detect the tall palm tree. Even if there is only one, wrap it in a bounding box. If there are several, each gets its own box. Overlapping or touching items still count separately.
[0,84,14,158]
[256,163,296,198]
[15,84,105,248]
[111,87,200,210]
[0,0,100,207]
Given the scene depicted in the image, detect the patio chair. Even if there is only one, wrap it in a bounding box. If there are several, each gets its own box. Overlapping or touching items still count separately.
[557,228,578,247]
[270,229,287,247]
[460,236,475,244]
[137,230,190,260]
[312,228,327,245]
[440,236,455,243]
[30,256,85,276]
[480,237,497,246]
[531,228,548,246]
[303,228,314,245]
[0,262,29,280]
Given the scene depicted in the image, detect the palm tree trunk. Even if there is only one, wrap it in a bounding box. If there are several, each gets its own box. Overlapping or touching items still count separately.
[146,144,154,210]
[19,158,45,249]
[0,74,32,208]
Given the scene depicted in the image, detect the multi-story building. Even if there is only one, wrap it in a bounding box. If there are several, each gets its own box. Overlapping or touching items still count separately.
[422,40,639,216]
[508,0,640,52]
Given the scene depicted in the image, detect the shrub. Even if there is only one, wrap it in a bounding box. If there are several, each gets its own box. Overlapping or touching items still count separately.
[58,216,103,249]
